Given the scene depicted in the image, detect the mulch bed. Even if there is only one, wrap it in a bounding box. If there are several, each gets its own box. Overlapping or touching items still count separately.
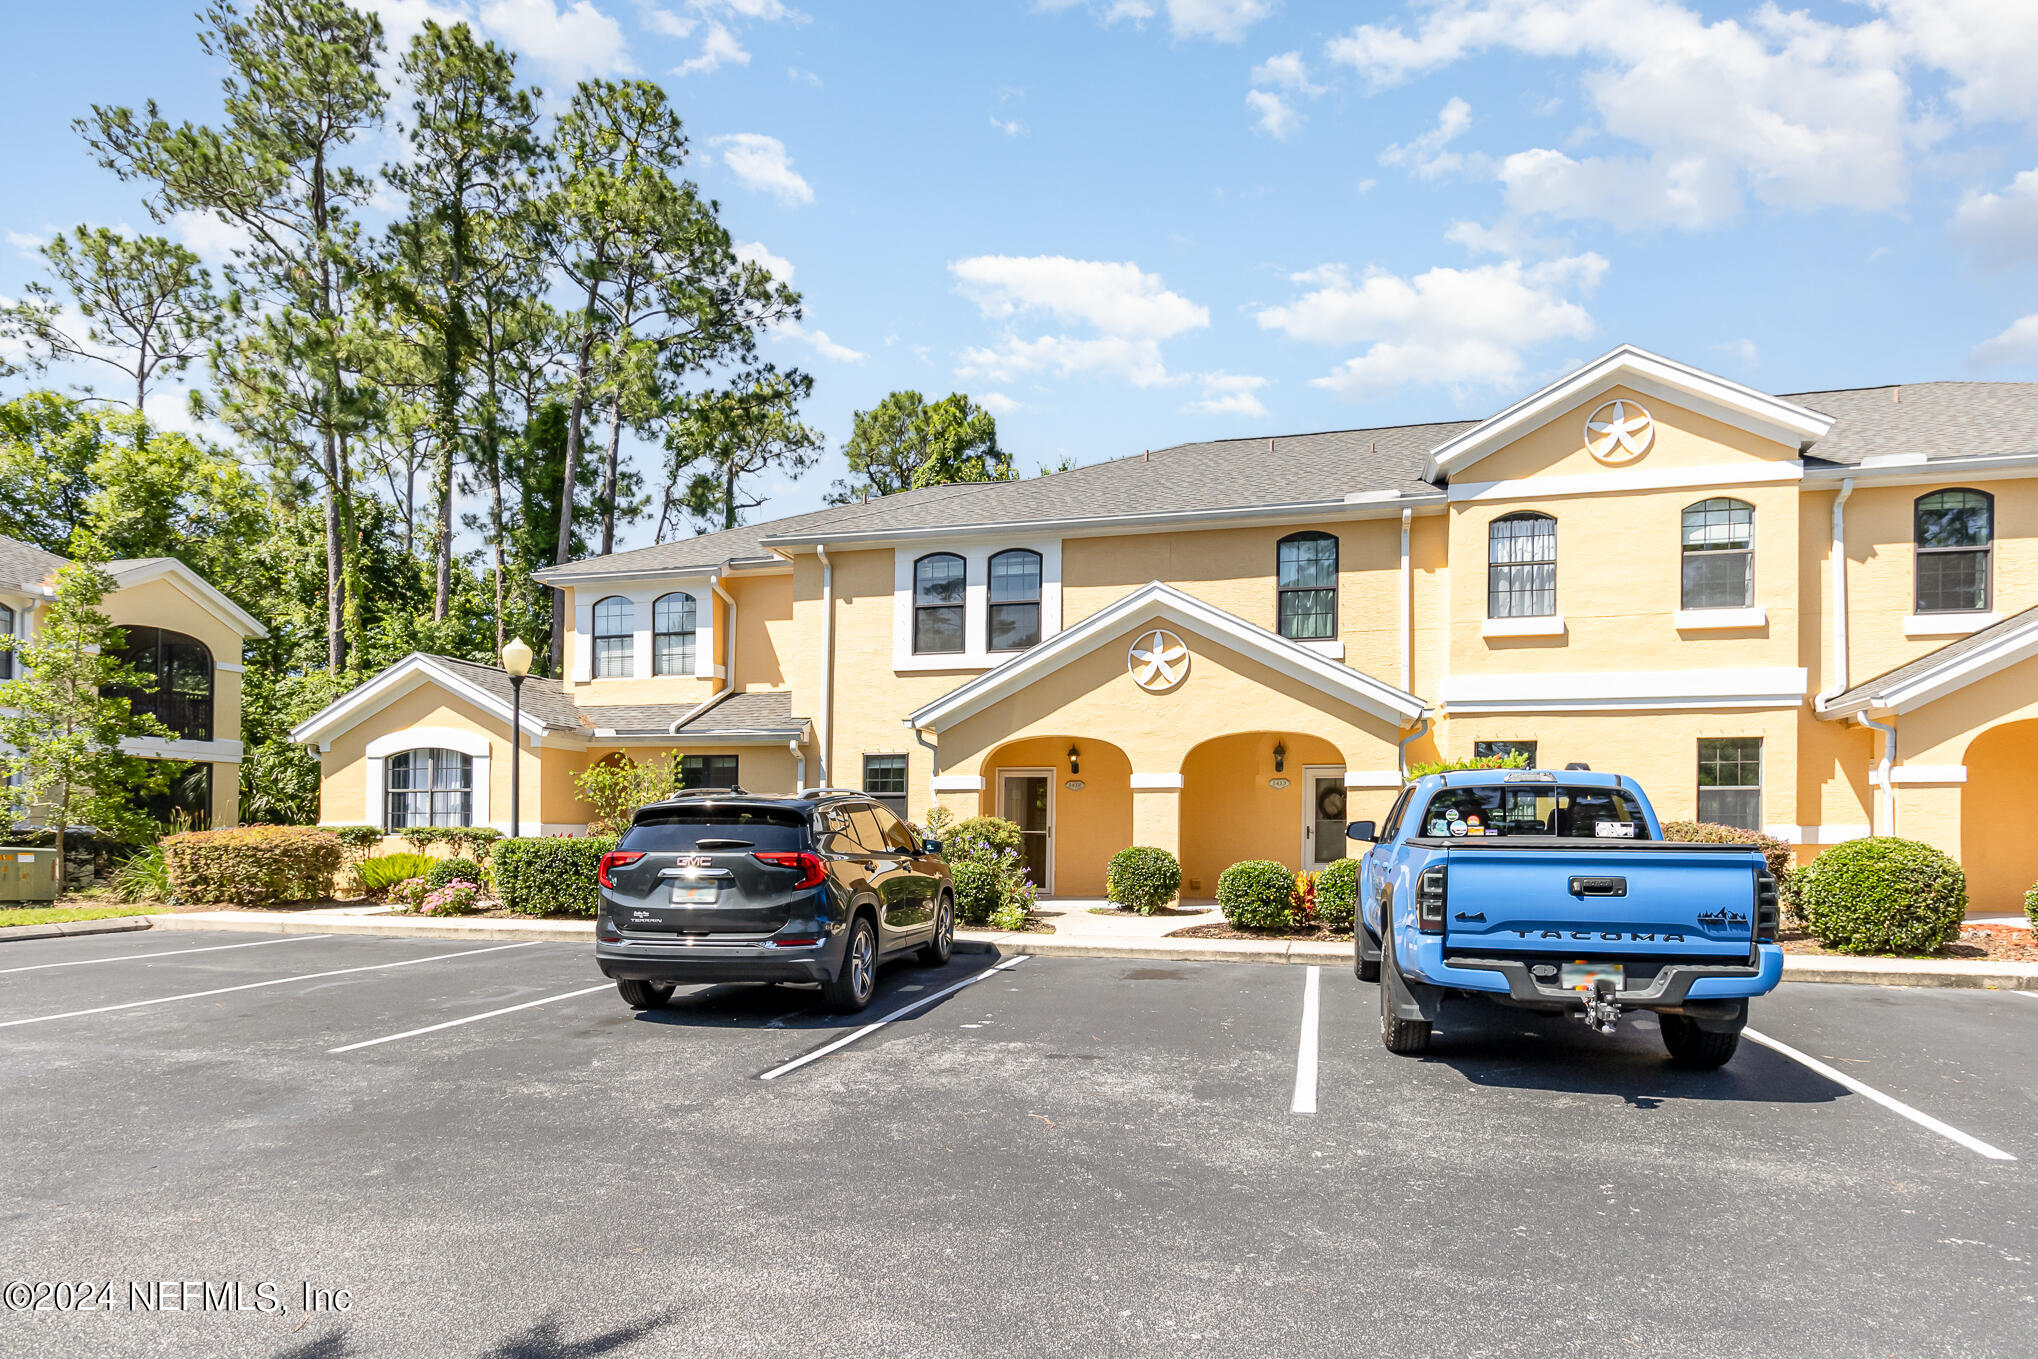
[1168,922,1354,942]
[1778,924,2038,963]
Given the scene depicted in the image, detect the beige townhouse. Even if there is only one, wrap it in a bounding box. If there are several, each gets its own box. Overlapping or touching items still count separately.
[292,346,2038,913]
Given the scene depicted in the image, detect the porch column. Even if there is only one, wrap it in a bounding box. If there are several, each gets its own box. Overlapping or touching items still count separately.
[1129,773,1183,860]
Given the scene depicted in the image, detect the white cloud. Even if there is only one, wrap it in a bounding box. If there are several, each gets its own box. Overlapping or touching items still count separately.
[478,0,636,82]
[1952,169,2038,269]
[1970,313,2038,367]
[1255,253,1607,397]
[951,254,1208,388]
[788,65,822,86]
[1186,371,1270,416]
[1246,89,1301,139]
[775,321,864,363]
[990,115,1029,137]
[171,210,256,261]
[1252,50,1325,96]
[1712,337,1760,369]
[640,5,695,38]
[711,133,814,206]
[6,230,46,257]
[734,240,793,281]
[1379,96,1472,178]
[1046,0,1271,45]
[975,392,1021,415]
[674,21,747,74]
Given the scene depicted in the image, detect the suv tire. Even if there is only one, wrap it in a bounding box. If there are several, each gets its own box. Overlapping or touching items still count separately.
[822,915,878,1013]
[918,894,954,967]
[1660,1014,1741,1069]
[617,979,674,1010]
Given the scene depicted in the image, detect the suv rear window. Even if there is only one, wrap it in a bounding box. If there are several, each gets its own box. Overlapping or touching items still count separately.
[621,805,809,852]
[1418,786,1650,839]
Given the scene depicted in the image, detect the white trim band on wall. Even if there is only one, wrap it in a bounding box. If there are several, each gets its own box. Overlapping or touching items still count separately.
[930,774,985,793]
[1129,773,1186,790]
[1766,823,1872,845]
[1885,765,1967,786]
[1344,770,1404,788]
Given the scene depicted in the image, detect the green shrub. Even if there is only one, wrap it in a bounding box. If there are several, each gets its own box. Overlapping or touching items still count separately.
[1798,837,1967,955]
[356,853,434,894]
[945,816,1024,866]
[1217,859,1298,931]
[1661,820,1794,882]
[330,826,384,851]
[989,895,1029,931]
[109,845,171,904]
[441,827,503,860]
[1315,858,1360,931]
[1405,751,1529,780]
[1106,845,1181,914]
[491,836,616,917]
[161,825,344,907]
[395,826,449,854]
[426,856,485,890]
[388,876,433,911]
[951,859,1009,926]
[2025,879,2038,929]
[574,754,679,837]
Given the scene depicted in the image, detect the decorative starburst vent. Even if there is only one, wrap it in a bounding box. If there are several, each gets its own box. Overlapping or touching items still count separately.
[1584,399,1655,464]
[1128,629,1189,692]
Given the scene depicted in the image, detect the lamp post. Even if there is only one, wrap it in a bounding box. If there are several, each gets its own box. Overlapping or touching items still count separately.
[502,637,533,838]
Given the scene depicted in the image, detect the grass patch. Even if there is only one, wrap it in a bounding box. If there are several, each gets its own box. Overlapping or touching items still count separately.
[0,904,153,929]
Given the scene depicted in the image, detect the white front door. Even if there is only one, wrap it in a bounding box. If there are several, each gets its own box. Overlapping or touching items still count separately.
[1301,766,1348,869]
[997,768,1054,895]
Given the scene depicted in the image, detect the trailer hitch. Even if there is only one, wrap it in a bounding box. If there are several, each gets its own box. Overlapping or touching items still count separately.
[1576,977,1621,1035]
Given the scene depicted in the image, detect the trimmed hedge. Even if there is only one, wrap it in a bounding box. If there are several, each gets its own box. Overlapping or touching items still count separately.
[330,826,384,851]
[1315,857,1360,931]
[162,825,343,907]
[490,836,616,917]
[1662,820,1793,882]
[357,853,433,894]
[1106,845,1181,914]
[1217,859,1297,931]
[951,859,1008,926]
[426,856,485,889]
[1798,836,1967,955]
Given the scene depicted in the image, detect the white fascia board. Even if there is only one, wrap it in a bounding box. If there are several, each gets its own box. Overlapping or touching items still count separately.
[107,558,270,639]
[1801,451,2038,487]
[1873,617,2038,715]
[1428,345,1834,479]
[1438,666,1808,714]
[288,655,557,747]
[1448,460,1803,504]
[906,580,1427,732]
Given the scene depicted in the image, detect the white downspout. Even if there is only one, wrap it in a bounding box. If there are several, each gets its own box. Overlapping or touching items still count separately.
[1857,713,1896,837]
[1399,506,1413,695]
[1815,478,1855,710]
[816,544,834,787]
[789,738,805,795]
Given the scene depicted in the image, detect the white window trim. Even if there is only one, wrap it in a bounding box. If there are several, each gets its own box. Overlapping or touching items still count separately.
[1481,615,1567,639]
[572,577,719,684]
[365,727,490,831]
[893,538,1062,673]
[1674,606,1768,630]
[1903,611,1999,638]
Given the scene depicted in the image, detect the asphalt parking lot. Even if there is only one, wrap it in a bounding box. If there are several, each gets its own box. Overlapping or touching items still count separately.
[0,928,2032,1359]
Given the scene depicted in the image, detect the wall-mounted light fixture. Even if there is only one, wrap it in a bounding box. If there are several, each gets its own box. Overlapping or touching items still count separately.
[1272,741,1286,774]
[1068,745,1081,775]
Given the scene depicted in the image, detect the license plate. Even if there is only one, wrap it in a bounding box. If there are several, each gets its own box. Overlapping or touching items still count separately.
[669,884,718,904]
[1558,962,1624,992]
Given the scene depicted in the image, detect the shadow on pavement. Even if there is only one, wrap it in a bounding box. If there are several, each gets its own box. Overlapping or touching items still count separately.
[475,1307,684,1358]
[618,956,1002,1032]
[268,1331,355,1359]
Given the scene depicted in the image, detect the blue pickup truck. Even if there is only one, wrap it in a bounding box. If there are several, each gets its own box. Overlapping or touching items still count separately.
[1348,768,1783,1067]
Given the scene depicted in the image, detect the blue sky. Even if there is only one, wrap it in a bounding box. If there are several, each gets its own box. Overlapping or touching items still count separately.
[7,1,2038,551]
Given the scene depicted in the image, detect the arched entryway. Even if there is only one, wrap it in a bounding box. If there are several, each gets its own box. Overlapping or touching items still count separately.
[1961,719,2038,914]
[975,736,1132,897]
[1179,732,1355,900]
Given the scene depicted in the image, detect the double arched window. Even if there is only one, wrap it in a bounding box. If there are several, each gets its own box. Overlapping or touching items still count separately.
[386,748,473,829]
[110,627,213,740]
[653,592,696,675]
[592,596,633,677]
[1488,512,1557,618]
[987,549,1042,650]
[1276,532,1338,639]
[1681,498,1754,609]
[913,553,966,654]
[1915,489,1993,613]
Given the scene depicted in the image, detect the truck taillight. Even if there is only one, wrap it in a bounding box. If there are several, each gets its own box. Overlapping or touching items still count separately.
[1754,868,1779,943]
[754,851,826,890]
[597,851,644,889]
[1415,865,1447,934]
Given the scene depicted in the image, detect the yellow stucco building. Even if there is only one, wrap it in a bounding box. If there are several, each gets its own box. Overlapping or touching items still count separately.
[2,535,264,828]
[294,347,2038,912]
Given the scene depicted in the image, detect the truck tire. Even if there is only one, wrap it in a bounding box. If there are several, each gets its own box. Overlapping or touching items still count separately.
[1660,1014,1741,1069]
[1378,922,1432,1056]
[1354,922,1381,983]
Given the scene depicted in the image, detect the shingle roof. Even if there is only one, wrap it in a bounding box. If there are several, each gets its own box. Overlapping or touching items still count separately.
[422,654,586,729]
[676,689,802,736]
[1821,602,2038,713]
[422,656,806,739]
[1788,383,2038,465]
[0,533,70,589]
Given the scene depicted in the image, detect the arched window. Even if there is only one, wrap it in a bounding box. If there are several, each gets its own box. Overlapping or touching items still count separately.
[386,749,473,829]
[913,553,966,654]
[110,627,213,740]
[1276,532,1339,639]
[653,592,696,675]
[987,549,1042,650]
[1915,489,1993,613]
[1488,512,1557,618]
[592,595,634,677]
[0,603,13,681]
[1681,498,1754,609]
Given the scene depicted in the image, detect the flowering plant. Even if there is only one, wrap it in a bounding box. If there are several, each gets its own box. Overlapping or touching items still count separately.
[419,879,483,916]
[388,876,432,911]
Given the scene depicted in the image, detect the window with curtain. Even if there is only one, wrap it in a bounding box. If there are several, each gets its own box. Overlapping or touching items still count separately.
[987,549,1042,650]
[1681,498,1754,609]
[913,553,965,653]
[1915,489,1993,612]
[0,603,13,680]
[592,596,634,677]
[653,592,696,675]
[1697,737,1762,831]
[386,749,473,828]
[680,753,740,789]
[1276,532,1338,639]
[108,627,213,740]
[1488,513,1557,618]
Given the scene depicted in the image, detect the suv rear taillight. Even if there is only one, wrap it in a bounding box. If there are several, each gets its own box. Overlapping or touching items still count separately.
[1754,867,1780,943]
[1415,864,1447,934]
[754,851,826,890]
[597,851,644,889]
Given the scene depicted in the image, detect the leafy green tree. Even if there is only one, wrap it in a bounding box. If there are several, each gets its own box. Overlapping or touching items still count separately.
[665,368,822,533]
[0,392,104,550]
[0,562,171,869]
[0,228,221,413]
[827,390,1011,505]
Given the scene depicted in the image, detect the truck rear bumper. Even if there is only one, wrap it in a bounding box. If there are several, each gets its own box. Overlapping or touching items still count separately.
[1410,941,1784,1007]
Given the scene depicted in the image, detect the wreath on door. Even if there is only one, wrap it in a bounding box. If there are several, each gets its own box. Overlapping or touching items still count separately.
[1317,785,1346,821]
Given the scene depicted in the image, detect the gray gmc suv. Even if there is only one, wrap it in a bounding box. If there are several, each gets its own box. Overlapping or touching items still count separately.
[594,788,956,1013]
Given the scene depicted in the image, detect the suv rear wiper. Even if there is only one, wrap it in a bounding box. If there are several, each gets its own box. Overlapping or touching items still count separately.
[692,837,755,850]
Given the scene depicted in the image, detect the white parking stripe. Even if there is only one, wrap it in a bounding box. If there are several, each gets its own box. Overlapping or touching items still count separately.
[1290,966,1321,1115]
[0,942,545,1030]
[758,955,1030,1081]
[0,934,333,976]
[329,983,612,1053]
[1745,1028,2017,1162]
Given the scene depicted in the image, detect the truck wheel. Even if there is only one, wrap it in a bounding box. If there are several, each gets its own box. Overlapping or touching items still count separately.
[1354,923,1381,983]
[1378,923,1431,1056]
[1660,1014,1741,1069]
[617,980,674,1010]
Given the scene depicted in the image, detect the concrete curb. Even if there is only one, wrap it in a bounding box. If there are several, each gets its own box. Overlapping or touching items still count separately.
[0,916,155,944]
[146,911,592,943]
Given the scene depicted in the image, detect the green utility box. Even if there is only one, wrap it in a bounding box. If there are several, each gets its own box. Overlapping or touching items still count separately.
[0,847,62,903]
